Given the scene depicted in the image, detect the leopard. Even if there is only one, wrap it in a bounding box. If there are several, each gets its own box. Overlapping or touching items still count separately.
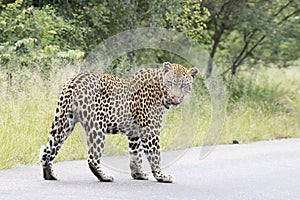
[39,62,198,183]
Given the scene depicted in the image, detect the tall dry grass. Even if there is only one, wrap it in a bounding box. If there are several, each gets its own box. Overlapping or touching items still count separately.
[0,61,299,169]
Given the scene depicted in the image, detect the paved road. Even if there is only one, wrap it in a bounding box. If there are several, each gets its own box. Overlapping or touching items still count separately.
[1,139,300,200]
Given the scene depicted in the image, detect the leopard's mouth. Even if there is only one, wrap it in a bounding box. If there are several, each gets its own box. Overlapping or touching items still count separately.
[163,92,182,107]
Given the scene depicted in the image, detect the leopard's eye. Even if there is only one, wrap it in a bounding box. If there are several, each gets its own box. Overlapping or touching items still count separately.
[180,83,186,88]
[167,80,173,86]
[181,83,191,91]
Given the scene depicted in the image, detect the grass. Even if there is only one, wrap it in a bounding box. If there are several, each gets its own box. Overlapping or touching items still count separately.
[220,66,300,144]
[0,63,86,169]
[0,62,299,170]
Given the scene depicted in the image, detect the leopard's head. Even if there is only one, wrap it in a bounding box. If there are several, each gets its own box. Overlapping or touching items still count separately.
[162,62,198,107]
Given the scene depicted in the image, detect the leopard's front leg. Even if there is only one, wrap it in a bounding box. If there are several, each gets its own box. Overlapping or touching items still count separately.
[142,133,174,183]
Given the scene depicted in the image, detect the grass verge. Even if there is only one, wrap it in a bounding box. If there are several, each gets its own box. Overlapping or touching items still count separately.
[0,63,299,169]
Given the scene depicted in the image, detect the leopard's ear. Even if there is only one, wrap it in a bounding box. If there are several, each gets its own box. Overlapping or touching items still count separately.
[189,67,199,80]
[163,62,172,74]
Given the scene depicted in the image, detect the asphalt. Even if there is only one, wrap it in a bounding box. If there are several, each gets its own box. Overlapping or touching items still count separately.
[1,138,300,200]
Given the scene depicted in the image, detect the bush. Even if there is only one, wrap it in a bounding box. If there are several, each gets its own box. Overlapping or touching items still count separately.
[0,0,85,70]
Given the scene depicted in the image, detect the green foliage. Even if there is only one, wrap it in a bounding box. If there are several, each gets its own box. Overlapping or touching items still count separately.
[201,0,300,77]
[0,0,211,75]
[259,15,300,67]
[165,0,210,41]
[0,0,85,69]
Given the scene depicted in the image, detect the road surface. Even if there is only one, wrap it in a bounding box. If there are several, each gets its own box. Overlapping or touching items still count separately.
[1,139,300,200]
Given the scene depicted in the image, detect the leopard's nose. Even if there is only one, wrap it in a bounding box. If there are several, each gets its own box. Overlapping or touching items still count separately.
[171,97,180,105]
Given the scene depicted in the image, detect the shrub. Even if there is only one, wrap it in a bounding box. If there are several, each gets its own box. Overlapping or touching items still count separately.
[0,0,85,70]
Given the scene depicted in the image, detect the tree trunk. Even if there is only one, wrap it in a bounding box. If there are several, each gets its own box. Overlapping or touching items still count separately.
[231,64,238,77]
[205,27,224,78]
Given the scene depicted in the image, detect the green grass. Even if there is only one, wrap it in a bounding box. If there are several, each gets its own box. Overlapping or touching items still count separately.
[220,66,300,144]
[0,63,299,170]
[0,64,86,169]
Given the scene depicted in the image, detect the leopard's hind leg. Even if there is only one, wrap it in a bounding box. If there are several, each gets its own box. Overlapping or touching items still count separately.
[85,121,114,182]
[87,126,114,182]
[39,85,76,180]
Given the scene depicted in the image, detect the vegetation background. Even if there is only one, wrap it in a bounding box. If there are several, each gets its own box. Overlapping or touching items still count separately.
[0,0,299,169]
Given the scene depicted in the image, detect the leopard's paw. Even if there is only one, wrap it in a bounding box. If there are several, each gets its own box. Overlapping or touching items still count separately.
[43,165,58,180]
[132,172,149,180]
[156,173,174,183]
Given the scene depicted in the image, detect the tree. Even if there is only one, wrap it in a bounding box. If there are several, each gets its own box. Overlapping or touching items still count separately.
[201,0,300,78]
[165,0,209,42]
[0,0,211,76]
